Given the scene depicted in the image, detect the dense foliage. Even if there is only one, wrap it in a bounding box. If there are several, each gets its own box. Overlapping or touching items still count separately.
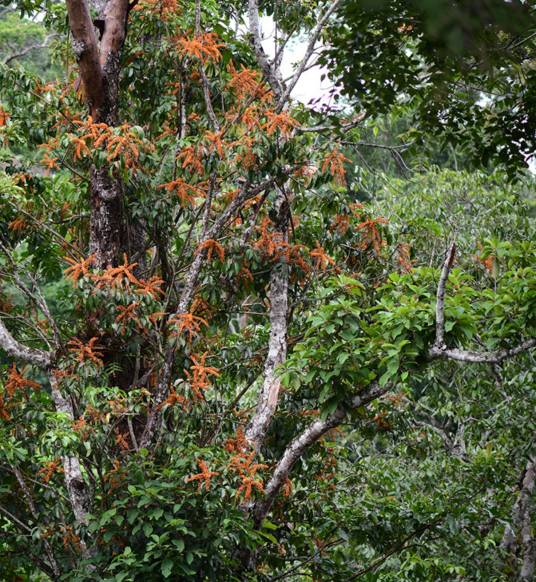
[0,0,535,580]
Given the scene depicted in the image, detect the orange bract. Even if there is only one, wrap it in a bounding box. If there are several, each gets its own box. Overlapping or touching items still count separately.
[68,337,104,367]
[0,107,9,126]
[8,218,27,232]
[161,387,188,410]
[262,110,300,137]
[321,148,349,187]
[185,352,220,400]
[310,242,335,271]
[186,458,219,492]
[95,254,141,289]
[37,460,63,483]
[64,254,95,285]
[169,312,208,341]
[197,239,225,262]
[176,32,223,64]
[135,276,165,299]
[41,152,59,171]
[355,216,388,255]
[158,178,206,206]
[5,364,40,398]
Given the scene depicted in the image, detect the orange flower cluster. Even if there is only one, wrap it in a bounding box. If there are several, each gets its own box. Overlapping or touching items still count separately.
[186,458,219,492]
[68,116,149,168]
[158,178,206,206]
[396,243,413,273]
[226,63,263,101]
[67,337,104,367]
[0,106,9,127]
[310,242,335,271]
[5,364,40,398]
[321,148,349,187]
[176,32,223,64]
[177,145,204,174]
[356,216,388,255]
[229,450,268,501]
[185,352,220,400]
[37,459,63,483]
[197,239,225,262]
[161,387,188,410]
[63,254,164,298]
[169,312,208,342]
[263,110,300,137]
[8,217,27,232]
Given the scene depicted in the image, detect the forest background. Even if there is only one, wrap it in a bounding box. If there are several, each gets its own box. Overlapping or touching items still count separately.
[0,0,535,580]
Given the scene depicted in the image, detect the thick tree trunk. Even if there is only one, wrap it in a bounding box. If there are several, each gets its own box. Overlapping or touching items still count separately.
[67,0,130,267]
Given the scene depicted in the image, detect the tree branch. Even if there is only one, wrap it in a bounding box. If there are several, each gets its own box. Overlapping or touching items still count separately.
[277,0,342,109]
[428,242,535,364]
[0,318,52,368]
[246,190,289,451]
[66,0,105,118]
[253,382,386,524]
[3,34,59,66]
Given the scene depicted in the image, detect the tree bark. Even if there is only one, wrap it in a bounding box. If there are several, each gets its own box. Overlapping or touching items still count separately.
[66,0,130,267]
[245,191,289,451]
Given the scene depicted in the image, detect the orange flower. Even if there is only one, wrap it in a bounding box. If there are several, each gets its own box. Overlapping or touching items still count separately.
[5,364,40,398]
[185,352,220,399]
[186,458,219,492]
[41,152,59,171]
[135,276,164,299]
[64,254,95,285]
[37,460,63,483]
[227,63,263,101]
[8,218,27,232]
[169,312,208,341]
[176,32,223,64]
[197,239,225,262]
[68,337,104,367]
[229,450,268,501]
[321,148,349,187]
[262,110,300,137]
[160,388,188,410]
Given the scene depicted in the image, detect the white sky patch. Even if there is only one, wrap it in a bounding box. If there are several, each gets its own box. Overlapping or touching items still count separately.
[258,16,337,108]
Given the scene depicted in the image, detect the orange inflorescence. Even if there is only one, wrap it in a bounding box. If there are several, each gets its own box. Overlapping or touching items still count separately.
[68,337,104,367]
[177,145,204,174]
[197,239,225,262]
[396,243,413,273]
[95,254,141,289]
[5,364,40,398]
[37,459,63,483]
[229,450,268,501]
[310,242,335,271]
[225,426,248,453]
[185,352,220,400]
[169,312,208,342]
[282,477,293,497]
[158,178,206,206]
[115,302,140,335]
[135,276,164,299]
[263,110,300,137]
[161,387,188,410]
[176,32,223,64]
[226,63,263,101]
[355,216,388,255]
[41,152,60,171]
[0,106,10,126]
[64,254,95,285]
[186,458,219,492]
[8,217,27,232]
[321,147,349,187]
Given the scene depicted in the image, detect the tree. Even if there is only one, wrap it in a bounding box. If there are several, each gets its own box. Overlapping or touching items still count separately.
[0,0,535,579]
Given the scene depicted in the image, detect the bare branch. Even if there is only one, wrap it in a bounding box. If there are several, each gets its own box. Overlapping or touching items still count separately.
[277,0,342,109]
[428,242,535,364]
[254,383,386,523]
[248,0,284,100]
[3,34,59,66]
[434,241,456,349]
[0,318,52,368]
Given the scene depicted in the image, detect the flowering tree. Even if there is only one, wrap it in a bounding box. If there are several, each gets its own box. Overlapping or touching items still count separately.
[0,0,535,579]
